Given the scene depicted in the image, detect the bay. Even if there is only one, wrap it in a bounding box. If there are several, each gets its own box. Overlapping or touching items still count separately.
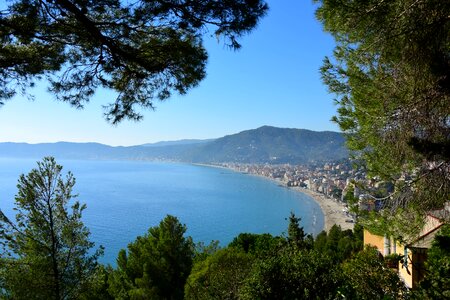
[0,158,324,264]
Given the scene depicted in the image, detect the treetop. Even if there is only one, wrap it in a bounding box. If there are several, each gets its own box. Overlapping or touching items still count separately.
[0,0,268,123]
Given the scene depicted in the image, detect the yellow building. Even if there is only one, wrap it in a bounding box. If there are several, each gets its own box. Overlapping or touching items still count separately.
[364,213,444,289]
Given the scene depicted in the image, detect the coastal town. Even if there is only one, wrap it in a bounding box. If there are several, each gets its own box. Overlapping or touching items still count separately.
[214,159,382,231]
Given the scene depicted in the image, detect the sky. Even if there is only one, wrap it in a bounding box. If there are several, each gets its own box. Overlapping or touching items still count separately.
[0,0,338,146]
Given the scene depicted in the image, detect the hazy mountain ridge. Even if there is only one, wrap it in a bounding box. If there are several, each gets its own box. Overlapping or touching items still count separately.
[0,126,348,164]
[141,139,215,147]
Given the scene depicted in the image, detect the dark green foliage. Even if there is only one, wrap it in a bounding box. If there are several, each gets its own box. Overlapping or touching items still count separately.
[315,0,450,220]
[186,216,369,300]
[314,224,363,263]
[340,247,408,299]
[287,212,305,244]
[353,222,364,242]
[107,215,194,299]
[240,248,341,300]
[229,233,282,257]
[0,157,102,300]
[78,265,115,300]
[414,224,450,299]
[286,212,314,249]
[313,230,327,253]
[193,240,220,264]
[0,0,268,123]
[187,235,278,299]
[185,247,254,300]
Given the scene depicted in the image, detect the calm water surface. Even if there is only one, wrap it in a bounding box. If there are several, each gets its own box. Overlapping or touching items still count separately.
[0,158,324,264]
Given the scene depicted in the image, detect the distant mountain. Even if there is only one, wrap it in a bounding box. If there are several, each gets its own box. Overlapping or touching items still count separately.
[0,126,348,164]
[188,126,348,164]
[140,139,215,147]
[0,142,117,160]
[0,142,198,161]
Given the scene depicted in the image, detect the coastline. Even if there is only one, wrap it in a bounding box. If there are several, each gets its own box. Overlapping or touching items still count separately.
[294,188,354,232]
[239,172,355,232]
[195,163,354,232]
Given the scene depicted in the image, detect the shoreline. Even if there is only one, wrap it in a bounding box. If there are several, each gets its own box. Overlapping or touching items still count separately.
[294,188,354,232]
[237,171,355,232]
[195,164,355,232]
[200,163,354,232]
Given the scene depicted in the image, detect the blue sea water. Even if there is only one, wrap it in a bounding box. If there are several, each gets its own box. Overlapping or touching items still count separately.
[0,158,324,264]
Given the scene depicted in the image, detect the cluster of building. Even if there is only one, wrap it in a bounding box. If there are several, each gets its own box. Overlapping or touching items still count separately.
[216,160,399,214]
[216,160,364,201]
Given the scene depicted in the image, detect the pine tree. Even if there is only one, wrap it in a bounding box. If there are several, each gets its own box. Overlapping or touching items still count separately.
[315,0,450,232]
[108,215,194,299]
[0,157,103,299]
[0,0,268,123]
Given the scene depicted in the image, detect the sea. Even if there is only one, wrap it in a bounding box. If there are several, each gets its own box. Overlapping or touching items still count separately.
[0,158,324,264]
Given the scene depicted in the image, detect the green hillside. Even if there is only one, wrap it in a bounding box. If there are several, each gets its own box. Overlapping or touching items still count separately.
[190,126,348,164]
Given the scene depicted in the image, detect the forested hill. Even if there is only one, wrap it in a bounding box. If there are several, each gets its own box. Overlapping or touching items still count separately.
[188,126,348,164]
[0,126,348,164]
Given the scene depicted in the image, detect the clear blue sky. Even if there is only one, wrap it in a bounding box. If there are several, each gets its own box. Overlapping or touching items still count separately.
[0,0,337,146]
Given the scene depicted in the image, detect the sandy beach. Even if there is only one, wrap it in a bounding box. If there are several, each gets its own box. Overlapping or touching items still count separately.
[295,188,354,232]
